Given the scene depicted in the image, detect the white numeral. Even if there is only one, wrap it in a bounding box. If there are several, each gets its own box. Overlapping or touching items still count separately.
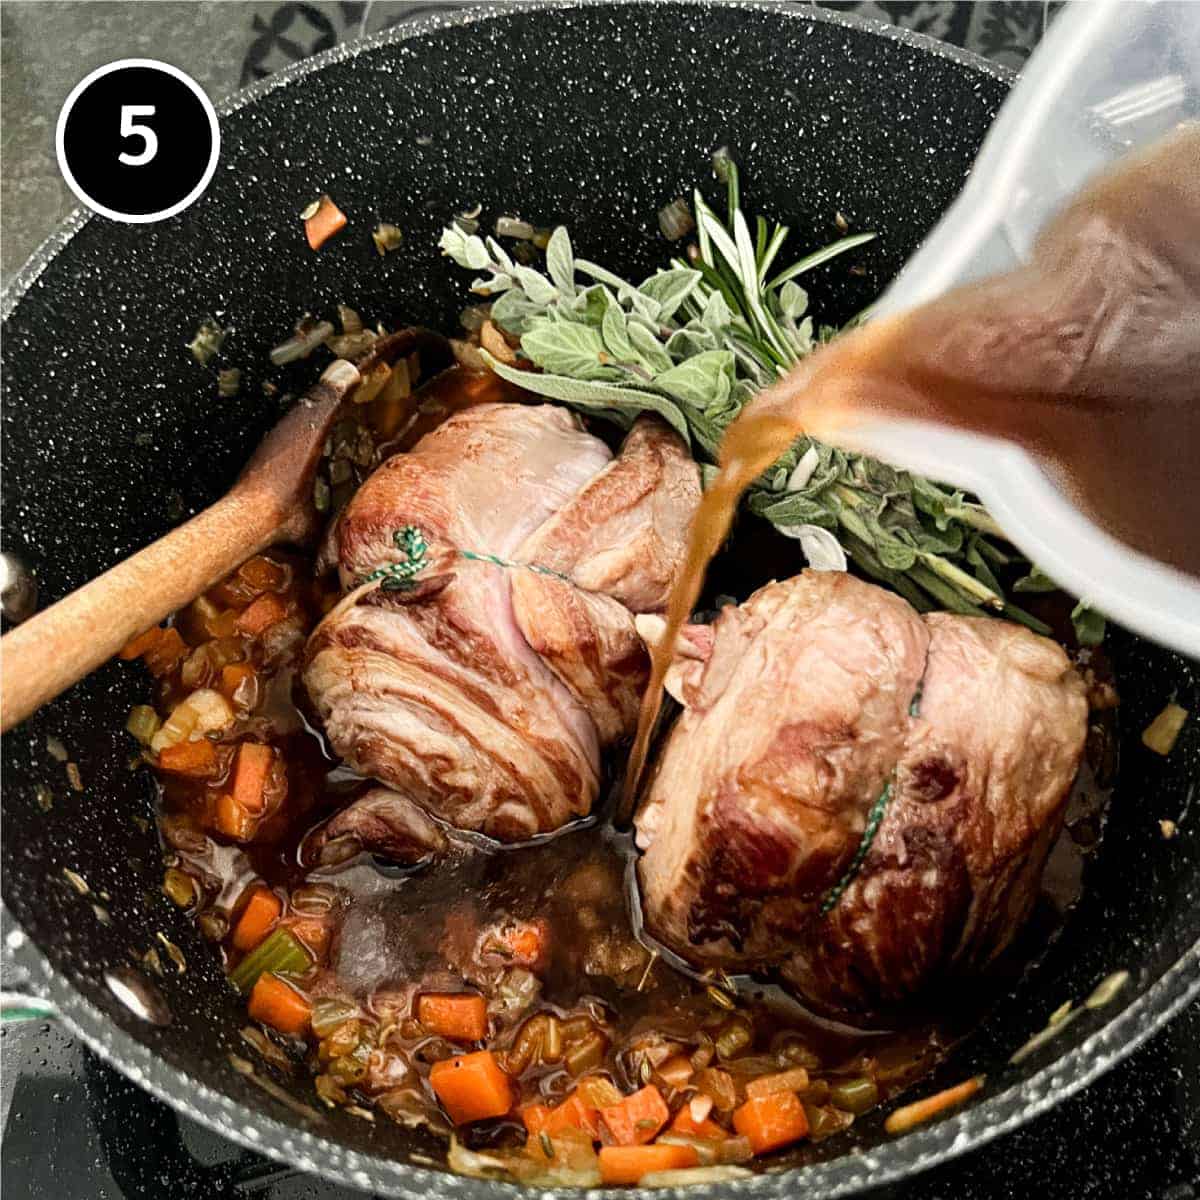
[118,105,158,166]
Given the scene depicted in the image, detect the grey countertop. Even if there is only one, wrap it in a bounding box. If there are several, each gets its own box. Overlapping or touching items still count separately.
[1,0,342,285]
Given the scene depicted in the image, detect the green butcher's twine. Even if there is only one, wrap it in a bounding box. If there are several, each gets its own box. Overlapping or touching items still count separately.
[820,676,927,916]
[362,524,573,592]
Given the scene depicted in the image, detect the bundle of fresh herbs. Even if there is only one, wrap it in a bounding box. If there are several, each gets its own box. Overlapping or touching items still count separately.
[438,153,1100,643]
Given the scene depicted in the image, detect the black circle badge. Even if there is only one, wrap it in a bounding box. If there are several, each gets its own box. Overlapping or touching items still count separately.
[56,59,220,224]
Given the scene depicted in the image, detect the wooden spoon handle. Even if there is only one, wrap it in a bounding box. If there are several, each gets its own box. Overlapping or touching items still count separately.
[0,492,280,732]
[0,358,362,734]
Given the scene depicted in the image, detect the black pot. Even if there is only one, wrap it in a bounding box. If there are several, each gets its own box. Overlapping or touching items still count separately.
[2,3,1197,1196]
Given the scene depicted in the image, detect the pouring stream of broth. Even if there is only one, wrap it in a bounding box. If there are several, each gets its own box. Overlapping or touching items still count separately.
[623,125,1200,811]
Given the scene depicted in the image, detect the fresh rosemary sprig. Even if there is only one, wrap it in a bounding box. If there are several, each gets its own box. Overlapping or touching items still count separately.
[437,156,1102,643]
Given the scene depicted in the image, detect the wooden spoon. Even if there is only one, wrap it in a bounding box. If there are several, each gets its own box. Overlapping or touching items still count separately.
[0,359,361,733]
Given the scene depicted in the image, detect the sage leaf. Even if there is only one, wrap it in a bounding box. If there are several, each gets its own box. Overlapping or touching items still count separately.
[1014,566,1058,594]
[665,323,719,360]
[439,224,491,271]
[778,280,809,321]
[654,350,735,411]
[1071,601,1107,646]
[470,273,513,296]
[520,319,620,381]
[568,284,613,327]
[575,257,636,292]
[486,236,515,274]
[700,289,733,331]
[624,288,663,324]
[639,268,702,321]
[513,265,559,306]
[627,321,673,375]
[481,351,692,445]
[748,490,836,528]
[490,289,545,336]
[545,226,576,298]
[602,304,640,364]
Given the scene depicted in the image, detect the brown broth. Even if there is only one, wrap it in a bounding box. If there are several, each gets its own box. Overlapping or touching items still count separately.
[148,295,1120,1160]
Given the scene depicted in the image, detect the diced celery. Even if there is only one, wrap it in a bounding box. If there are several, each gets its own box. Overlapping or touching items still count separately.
[229,928,312,994]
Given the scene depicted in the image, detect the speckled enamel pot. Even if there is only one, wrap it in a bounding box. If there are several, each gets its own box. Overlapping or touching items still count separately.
[2,2,1197,1196]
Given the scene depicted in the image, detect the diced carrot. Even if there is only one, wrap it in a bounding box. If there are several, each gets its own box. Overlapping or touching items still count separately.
[598,1144,698,1186]
[231,742,274,813]
[143,627,188,677]
[119,627,163,660]
[215,792,253,841]
[232,886,282,952]
[156,739,217,778]
[541,1090,601,1139]
[883,1075,984,1136]
[429,1050,513,1125]
[283,916,332,962]
[522,1104,552,1136]
[304,195,347,250]
[417,992,488,1042]
[236,592,288,636]
[732,1091,810,1155]
[599,1085,670,1146]
[745,1067,810,1101]
[670,1105,726,1140]
[220,662,257,701]
[489,918,550,970]
[248,972,311,1037]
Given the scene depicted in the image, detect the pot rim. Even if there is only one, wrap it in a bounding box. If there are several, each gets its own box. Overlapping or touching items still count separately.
[4,3,1196,1198]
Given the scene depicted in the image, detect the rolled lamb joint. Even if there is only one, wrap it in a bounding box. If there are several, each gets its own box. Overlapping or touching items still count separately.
[634,570,1088,1017]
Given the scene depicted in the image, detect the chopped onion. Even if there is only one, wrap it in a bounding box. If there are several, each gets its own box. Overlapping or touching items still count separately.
[150,689,233,752]
[125,705,160,745]
[372,223,404,255]
[446,1137,514,1180]
[658,197,695,242]
[270,320,334,366]
[641,1166,752,1188]
[337,304,363,335]
[1085,969,1130,1010]
[777,522,847,572]
[495,216,534,240]
[1142,702,1188,755]
[216,368,241,398]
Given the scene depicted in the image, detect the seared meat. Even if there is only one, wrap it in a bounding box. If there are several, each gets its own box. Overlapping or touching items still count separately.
[305,404,608,839]
[304,403,700,840]
[636,572,929,970]
[303,787,450,867]
[635,572,1088,1015]
[514,417,701,612]
[512,417,701,741]
[782,612,1089,1012]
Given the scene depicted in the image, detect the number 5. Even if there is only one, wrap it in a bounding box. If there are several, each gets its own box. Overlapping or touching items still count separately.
[118,105,158,166]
